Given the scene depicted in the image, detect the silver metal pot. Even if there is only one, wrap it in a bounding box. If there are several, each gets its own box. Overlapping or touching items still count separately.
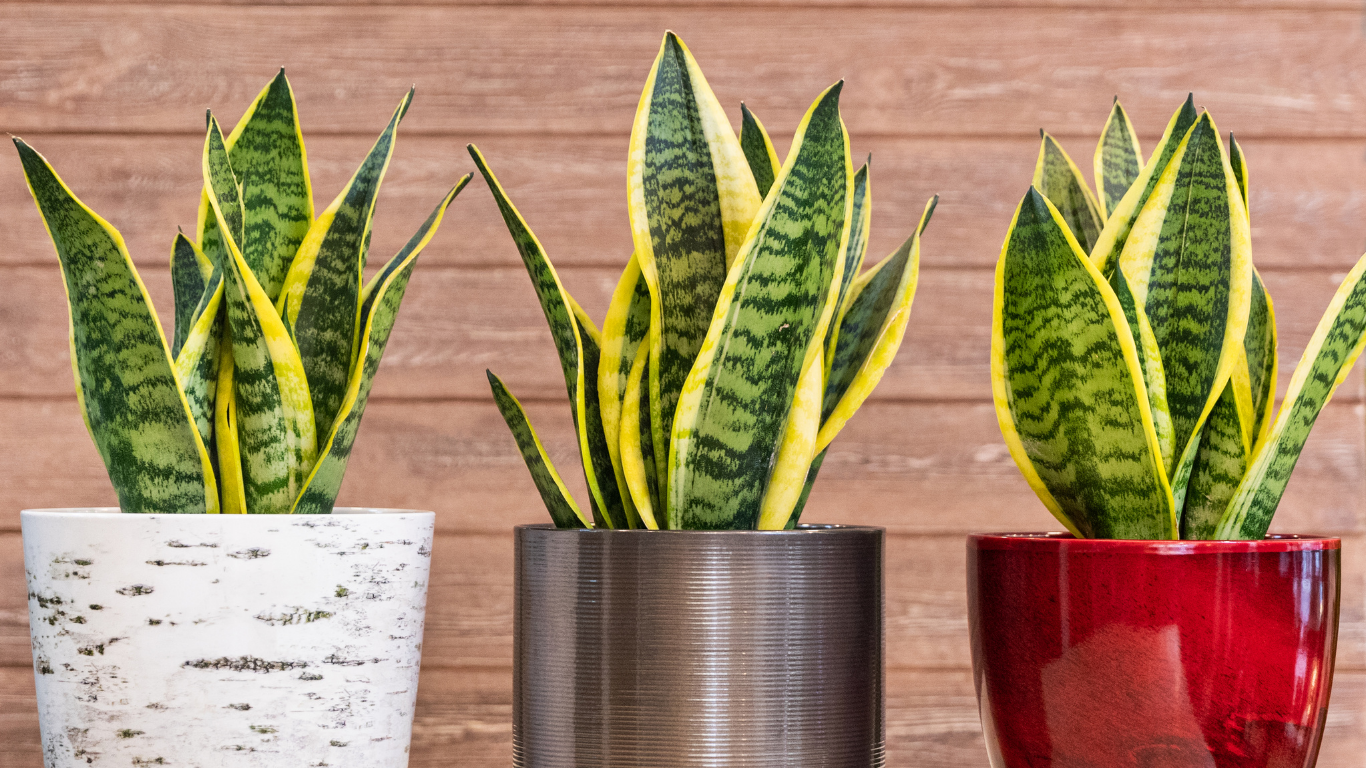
[513,524,885,767]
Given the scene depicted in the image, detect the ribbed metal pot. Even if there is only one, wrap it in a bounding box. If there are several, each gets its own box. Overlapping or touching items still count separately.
[513,523,884,767]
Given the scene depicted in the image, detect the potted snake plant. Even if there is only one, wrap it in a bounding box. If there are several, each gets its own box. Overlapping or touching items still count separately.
[972,96,1351,768]
[483,32,933,767]
[16,70,467,765]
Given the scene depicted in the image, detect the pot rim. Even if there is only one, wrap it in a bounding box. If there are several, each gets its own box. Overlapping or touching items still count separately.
[969,531,1340,553]
[515,523,883,535]
[21,507,434,520]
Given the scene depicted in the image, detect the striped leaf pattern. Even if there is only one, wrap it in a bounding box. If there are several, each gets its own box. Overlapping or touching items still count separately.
[205,115,318,515]
[1034,133,1104,254]
[1091,95,1199,276]
[1246,270,1278,440]
[291,182,468,514]
[16,139,217,515]
[992,188,1174,539]
[471,145,628,528]
[628,32,764,503]
[1093,99,1144,221]
[739,103,782,198]
[1116,112,1252,508]
[1182,371,1253,540]
[500,33,928,530]
[22,74,458,514]
[668,82,851,530]
[283,90,411,444]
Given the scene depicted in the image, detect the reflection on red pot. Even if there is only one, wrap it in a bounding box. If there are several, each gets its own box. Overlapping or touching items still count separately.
[968,534,1340,768]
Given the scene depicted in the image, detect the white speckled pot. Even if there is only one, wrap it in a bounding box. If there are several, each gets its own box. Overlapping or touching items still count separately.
[22,508,434,767]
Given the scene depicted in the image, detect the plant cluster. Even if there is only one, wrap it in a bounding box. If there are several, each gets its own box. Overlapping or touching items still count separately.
[483,32,936,529]
[993,96,1366,540]
[16,71,469,514]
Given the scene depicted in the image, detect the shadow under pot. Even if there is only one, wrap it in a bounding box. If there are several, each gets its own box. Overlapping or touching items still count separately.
[22,508,434,766]
[513,524,885,768]
[968,533,1340,768]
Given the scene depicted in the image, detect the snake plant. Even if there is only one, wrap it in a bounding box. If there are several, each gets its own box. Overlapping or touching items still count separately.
[994,96,1366,540]
[484,32,936,530]
[16,70,469,514]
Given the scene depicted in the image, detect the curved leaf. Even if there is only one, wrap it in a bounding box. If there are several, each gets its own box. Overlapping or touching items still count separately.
[16,138,217,514]
[1091,94,1199,276]
[488,371,591,529]
[1246,269,1278,442]
[621,340,661,528]
[1109,266,1174,472]
[469,146,627,528]
[170,232,212,358]
[668,82,851,530]
[823,159,871,371]
[278,89,412,442]
[291,181,467,514]
[1182,361,1255,539]
[1230,133,1249,216]
[1218,251,1366,539]
[757,355,823,530]
[740,102,782,198]
[205,115,317,515]
[597,254,652,525]
[992,187,1174,539]
[627,32,764,501]
[1116,111,1253,511]
[1034,133,1103,253]
[1092,99,1144,221]
[214,337,246,514]
[173,276,224,446]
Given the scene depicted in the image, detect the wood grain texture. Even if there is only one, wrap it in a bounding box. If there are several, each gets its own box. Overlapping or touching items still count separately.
[4,134,1366,272]
[3,8,1366,139]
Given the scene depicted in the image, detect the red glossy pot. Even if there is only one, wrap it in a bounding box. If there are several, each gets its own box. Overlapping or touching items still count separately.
[968,533,1340,768]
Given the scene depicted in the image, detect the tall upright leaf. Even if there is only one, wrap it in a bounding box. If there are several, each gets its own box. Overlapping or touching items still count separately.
[621,339,661,528]
[992,188,1174,539]
[824,160,871,370]
[291,181,467,514]
[1115,111,1253,510]
[1091,95,1199,276]
[278,89,411,442]
[1033,133,1103,254]
[739,103,782,198]
[627,32,764,498]
[1218,251,1366,539]
[173,275,224,446]
[204,115,317,515]
[668,82,851,530]
[15,138,217,514]
[197,69,313,301]
[1230,133,1250,216]
[170,232,212,358]
[470,146,628,528]
[1245,270,1278,440]
[1093,99,1144,221]
[488,371,591,528]
[1182,364,1255,539]
[597,254,652,525]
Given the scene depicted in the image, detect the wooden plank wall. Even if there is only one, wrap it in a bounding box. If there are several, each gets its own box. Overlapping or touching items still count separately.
[2,3,1366,765]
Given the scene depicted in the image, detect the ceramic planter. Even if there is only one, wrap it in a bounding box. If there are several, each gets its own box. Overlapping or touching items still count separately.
[513,524,884,767]
[22,508,434,766]
[968,533,1340,768]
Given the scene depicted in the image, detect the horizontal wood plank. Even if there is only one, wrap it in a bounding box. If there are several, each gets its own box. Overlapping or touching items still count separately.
[0,666,1361,766]
[2,398,1360,535]
[3,8,1366,140]
[4,134,1365,276]
[3,263,1360,404]
[7,0,1358,7]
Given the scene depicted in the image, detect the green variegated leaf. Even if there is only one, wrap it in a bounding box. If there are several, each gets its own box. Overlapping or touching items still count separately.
[598,254,652,525]
[757,354,823,529]
[173,276,224,446]
[627,32,764,499]
[992,188,1175,539]
[1091,95,1199,276]
[1116,111,1253,511]
[668,82,851,530]
[469,146,628,529]
[1230,133,1249,216]
[1033,133,1103,254]
[215,336,246,514]
[823,160,871,371]
[487,371,591,528]
[621,339,661,528]
[1246,269,1278,442]
[1093,99,1144,221]
[1218,252,1366,539]
[278,89,412,443]
[291,181,467,514]
[170,232,212,358]
[740,102,782,198]
[205,115,317,515]
[1182,362,1255,539]
[1109,266,1174,472]
[15,138,218,514]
